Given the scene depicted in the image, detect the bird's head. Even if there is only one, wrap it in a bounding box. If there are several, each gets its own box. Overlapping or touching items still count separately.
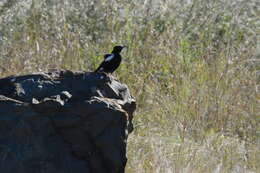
[112,45,126,53]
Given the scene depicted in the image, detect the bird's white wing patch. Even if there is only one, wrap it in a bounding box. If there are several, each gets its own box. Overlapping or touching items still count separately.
[105,54,114,62]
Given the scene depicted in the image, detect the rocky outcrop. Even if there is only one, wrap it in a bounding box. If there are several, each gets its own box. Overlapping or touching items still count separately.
[0,70,136,173]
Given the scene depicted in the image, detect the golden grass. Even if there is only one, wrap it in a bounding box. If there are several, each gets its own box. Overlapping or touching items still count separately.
[0,0,259,172]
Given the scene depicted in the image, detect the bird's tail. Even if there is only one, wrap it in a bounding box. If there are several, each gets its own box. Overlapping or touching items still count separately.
[94,68,99,73]
[94,65,102,73]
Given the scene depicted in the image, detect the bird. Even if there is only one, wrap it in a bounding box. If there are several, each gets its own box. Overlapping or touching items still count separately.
[94,45,126,73]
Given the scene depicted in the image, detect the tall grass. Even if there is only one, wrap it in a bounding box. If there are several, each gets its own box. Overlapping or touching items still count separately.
[0,0,259,172]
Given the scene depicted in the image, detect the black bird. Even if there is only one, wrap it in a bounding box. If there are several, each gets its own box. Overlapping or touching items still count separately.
[95,45,126,73]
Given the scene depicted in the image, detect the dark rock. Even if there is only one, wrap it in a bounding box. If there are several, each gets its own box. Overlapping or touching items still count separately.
[0,70,136,173]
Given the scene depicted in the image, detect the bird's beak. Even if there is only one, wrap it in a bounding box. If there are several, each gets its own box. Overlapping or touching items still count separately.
[123,45,127,49]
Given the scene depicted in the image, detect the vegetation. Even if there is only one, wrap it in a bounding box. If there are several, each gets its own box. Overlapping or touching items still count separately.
[0,0,259,172]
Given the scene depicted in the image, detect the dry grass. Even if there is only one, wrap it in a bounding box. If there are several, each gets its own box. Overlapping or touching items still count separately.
[0,0,259,172]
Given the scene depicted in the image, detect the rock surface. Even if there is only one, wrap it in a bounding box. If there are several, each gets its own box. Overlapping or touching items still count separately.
[0,70,136,173]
